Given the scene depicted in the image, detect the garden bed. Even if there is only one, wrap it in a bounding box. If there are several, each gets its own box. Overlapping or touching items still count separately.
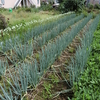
[73,20,100,100]
[0,13,99,100]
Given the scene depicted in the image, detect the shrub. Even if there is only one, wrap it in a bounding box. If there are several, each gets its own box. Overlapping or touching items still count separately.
[41,4,53,11]
[89,4,94,9]
[32,8,40,13]
[25,8,32,12]
[0,14,7,29]
[93,13,97,18]
[94,4,100,9]
[0,8,7,12]
[16,6,21,10]
[16,7,22,13]
[58,0,85,13]
[31,5,36,8]
[82,10,88,17]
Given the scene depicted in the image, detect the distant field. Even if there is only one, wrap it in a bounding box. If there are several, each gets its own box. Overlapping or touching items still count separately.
[1,8,59,27]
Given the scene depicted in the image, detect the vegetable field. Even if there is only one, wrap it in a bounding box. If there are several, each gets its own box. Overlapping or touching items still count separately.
[0,13,99,100]
[73,20,100,100]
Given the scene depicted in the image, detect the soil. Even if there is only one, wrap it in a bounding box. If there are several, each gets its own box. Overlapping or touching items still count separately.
[24,20,92,100]
[0,17,92,100]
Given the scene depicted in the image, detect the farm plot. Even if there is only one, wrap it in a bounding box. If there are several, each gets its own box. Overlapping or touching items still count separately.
[0,14,83,64]
[29,15,99,100]
[0,14,76,51]
[0,14,99,100]
[73,19,100,100]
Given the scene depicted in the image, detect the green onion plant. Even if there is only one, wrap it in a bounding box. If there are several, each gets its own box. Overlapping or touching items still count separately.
[67,15,100,86]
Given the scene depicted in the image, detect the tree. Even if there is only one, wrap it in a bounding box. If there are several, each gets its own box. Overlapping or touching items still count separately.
[0,14,7,29]
[58,0,85,12]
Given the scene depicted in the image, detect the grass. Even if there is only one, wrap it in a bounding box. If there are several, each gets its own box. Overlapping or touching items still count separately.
[0,8,61,42]
[1,8,59,27]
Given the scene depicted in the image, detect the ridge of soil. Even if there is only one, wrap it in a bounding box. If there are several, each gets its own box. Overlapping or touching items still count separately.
[24,20,92,100]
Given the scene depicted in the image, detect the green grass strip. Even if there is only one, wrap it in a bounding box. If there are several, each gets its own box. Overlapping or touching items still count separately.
[73,17,100,100]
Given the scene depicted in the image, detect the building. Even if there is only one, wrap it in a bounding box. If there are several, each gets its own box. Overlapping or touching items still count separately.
[90,0,100,4]
[0,0,40,9]
[87,0,100,5]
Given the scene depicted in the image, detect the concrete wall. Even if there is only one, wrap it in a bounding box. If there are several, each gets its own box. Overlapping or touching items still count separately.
[1,0,15,8]
[0,0,40,9]
[35,0,40,7]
